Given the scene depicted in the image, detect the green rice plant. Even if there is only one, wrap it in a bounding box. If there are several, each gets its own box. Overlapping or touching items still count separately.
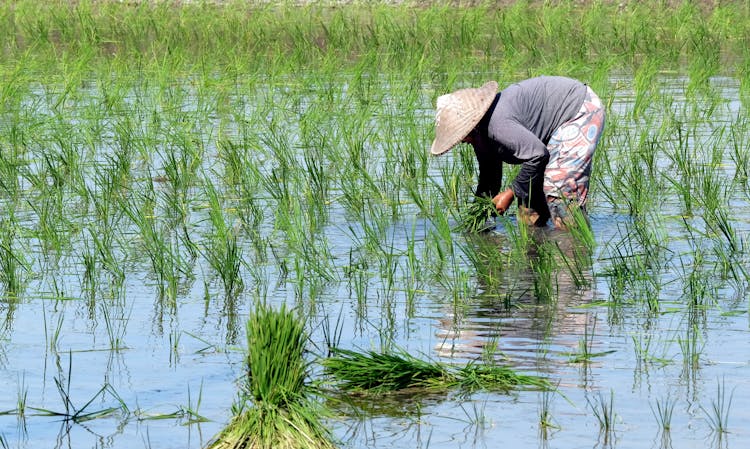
[729,116,750,186]
[158,132,203,226]
[456,362,550,393]
[324,347,445,393]
[179,382,210,426]
[458,196,497,233]
[343,250,370,321]
[0,374,30,433]
[0,218,28,297]
[686,20,721,96]
[29,352,127,423]
[678,323,704,375]
[538,385,560,439]
[208,302,335,449]
[81,238,99,293]
[122,185,192,302]
[0,144,23,202]
[100,301,131,352]
[323,346,549,395]
[202,176,244,297]
[529,240,557,303]
[599,222,666,311]
[42,303,65,353]
[554,250,588,291]
[17,374,28,428]
[632,57,661,119]
[702,378,735,435]
[569,316,615,364]
[24,178,73,256]
[566,204,596,252]
[217,138,266,259]
[83,158,130,282]
[632,333,671,368]
[85,224,124,284]
[662,121,697,216]
[499,212,535,264]
[650,393,677,434]
[459,232,507,297]
[402,221,424,316]
[588,390,616,443]
[680,251,717,309]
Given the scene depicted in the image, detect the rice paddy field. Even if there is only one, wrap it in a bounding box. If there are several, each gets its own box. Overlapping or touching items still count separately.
[2,0,750,447]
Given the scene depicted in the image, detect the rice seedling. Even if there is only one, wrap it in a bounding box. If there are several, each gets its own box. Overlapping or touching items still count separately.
[678,323,704,379]
[0,374,30,434]
[529,239,558,304]
[702,378,735,435]
[100,301,131,352]
[29,352,127,423]
[202,176,244,297]
[122,183,192,302]
[217,138,267,258]
[568,315,615,364]
[729,116,750,186]
[459,232,508,302]
[0,218,28,297]
[42,302,65,353]
[458,196,497,233]
[84,221,125,285]
[650,393,677,435]
[632,333,671,368]
[178,382,210,426]
[554,239,591,290]
[538,385,560,439]
[587,390,616,443]
[208,302,335,449]
[323,346,549,395]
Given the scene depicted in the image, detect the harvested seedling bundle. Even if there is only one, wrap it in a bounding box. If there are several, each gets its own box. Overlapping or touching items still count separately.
[208,303,335,449]
[323,347,550,394]
[460,196,498,233]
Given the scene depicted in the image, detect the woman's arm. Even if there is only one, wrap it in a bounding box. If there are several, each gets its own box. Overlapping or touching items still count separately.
[489,121,549,207]
[472,136,503,199]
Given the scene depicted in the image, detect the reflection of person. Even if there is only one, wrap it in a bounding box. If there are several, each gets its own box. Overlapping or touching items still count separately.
[435,230,596,365]
[431,76,605,229]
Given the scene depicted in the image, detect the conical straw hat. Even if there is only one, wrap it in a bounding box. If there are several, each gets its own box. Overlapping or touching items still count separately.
[430,81,498,156]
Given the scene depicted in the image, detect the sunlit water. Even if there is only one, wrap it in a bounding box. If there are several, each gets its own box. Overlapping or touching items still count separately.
[1,75,750,449]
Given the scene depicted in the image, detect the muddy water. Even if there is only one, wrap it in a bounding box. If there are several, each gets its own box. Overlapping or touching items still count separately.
[1,75,750,448]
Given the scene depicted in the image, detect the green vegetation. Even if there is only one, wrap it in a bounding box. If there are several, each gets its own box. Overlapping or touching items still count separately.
[0,0,748,447]
[209,303,335,449]
[323,346,550,393]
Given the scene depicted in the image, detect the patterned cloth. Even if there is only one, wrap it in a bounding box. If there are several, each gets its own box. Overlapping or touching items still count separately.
[543,86,605,211]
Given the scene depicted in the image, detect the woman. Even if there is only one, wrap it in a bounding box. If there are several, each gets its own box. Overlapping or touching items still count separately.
[431,76,605,229]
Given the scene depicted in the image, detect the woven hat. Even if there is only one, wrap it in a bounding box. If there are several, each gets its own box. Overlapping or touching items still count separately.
[430,80,498,156]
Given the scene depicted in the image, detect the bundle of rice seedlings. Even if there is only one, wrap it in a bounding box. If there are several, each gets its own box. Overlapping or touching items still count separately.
[454,362,551,392]
[459,197,497,233]
[323,347,549,395]
[322,347,447,393]
[208,303,336,449]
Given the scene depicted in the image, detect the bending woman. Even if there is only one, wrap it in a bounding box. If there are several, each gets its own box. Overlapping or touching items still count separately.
[431,76,605,229]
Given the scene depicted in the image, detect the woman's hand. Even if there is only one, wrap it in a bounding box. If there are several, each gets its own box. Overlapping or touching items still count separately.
[492,189,515,214]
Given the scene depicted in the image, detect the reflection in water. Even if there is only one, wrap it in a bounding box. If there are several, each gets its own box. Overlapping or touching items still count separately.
[435,225,597,372]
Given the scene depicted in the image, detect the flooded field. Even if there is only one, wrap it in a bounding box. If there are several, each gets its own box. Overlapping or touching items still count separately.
[1,1,750,448]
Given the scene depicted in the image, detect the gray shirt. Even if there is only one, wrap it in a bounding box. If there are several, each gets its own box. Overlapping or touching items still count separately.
[475,76,587,207]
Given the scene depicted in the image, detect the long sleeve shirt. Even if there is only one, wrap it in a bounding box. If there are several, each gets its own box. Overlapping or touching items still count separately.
[474,76,587,207]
